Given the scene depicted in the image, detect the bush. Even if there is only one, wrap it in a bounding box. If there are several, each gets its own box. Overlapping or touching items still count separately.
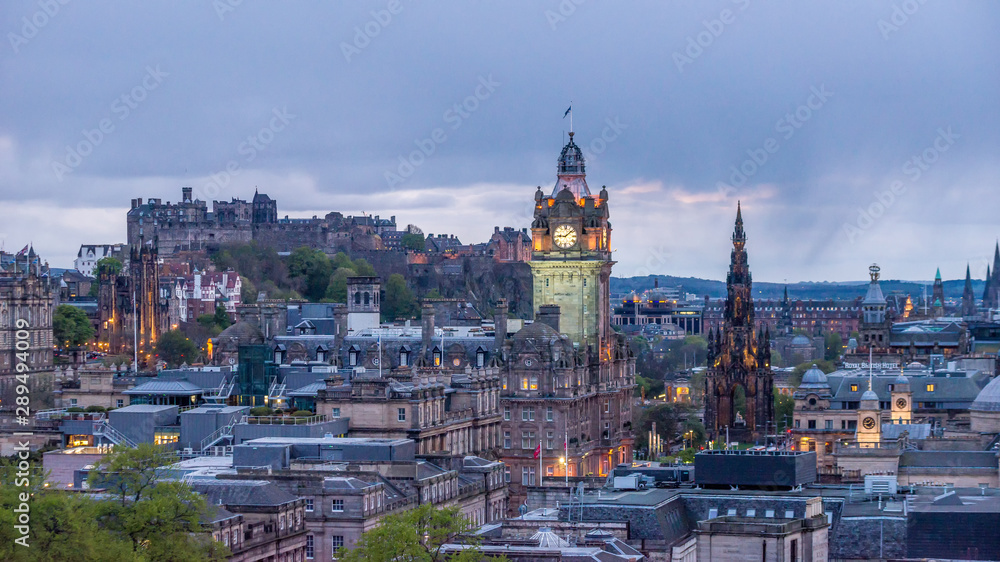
[67,407,85,412]
[84,405,107,413]
[291,410,313,417]
[249,406,273,416]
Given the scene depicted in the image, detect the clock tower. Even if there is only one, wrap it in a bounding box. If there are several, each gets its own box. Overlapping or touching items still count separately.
[891,371,912,424]
[856,380,882,448]
[529,131,613,351]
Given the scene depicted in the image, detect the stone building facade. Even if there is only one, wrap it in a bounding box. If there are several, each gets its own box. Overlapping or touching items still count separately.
[0,248,55,408]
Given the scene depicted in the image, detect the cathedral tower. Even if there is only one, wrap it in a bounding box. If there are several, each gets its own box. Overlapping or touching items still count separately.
[962,264,976,318]
[704,203,774,443]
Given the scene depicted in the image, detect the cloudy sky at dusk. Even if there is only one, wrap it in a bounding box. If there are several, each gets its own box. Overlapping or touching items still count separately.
[2,1,998,282]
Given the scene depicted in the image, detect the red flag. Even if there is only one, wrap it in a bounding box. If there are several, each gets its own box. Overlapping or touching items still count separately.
[533,443,540,459]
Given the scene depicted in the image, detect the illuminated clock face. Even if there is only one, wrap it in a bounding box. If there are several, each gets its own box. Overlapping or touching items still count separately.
[895,398,907,409]
[862,416,877,430]
[553,225,577,249]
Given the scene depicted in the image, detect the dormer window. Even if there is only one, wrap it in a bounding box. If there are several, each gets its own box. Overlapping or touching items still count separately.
[273,345,286,364]
[476,347,487,368]
[349,345,360,367]
[316,346,327,363]
[433,347,441,367]
[399,348,409,367]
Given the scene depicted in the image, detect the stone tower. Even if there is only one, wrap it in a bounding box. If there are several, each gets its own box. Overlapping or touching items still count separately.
[858,264,890,352]
[890,371,912,425]
[528,131,613,351]
[856,376,882,448]
[704,203,774,443]
[931,268,945,317]
[346,276,380,332]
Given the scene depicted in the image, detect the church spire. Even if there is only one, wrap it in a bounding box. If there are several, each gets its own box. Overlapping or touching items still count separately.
[963,263,976,317]
[733,201,746,244]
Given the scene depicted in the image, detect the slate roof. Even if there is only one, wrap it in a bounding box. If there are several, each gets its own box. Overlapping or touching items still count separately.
[286,381,326,397]
[123,379,203,395]
[192,480,299,507]
[825,373,984,407]
[880,423,931,440]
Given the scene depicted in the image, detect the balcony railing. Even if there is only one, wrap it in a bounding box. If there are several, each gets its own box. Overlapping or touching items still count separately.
[244,414,328,425]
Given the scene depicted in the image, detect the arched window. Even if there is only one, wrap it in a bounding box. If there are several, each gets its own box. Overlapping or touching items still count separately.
[354,292,361,305]
[364,292,370,306]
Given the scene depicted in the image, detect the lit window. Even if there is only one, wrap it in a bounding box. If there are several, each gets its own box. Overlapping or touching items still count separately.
[521,377,529,390]
[850,384,858,392]
[926,384,935,392]
[530,376,538,390]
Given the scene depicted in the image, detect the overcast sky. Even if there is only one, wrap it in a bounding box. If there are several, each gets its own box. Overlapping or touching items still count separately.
[2,1,998,282]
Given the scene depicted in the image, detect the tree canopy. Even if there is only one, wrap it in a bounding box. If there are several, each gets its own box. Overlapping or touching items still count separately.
[95,257,123,277]
[156,329,198,367]
[400,233,426,251]
[53,304,95,347]
[382,274,418,321]
[336,503,489,562]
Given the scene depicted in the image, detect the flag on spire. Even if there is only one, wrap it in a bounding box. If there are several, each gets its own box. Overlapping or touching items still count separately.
[563,105,571,118]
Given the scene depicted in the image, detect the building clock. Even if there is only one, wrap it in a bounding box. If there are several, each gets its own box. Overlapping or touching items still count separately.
[552,225,577,249]
[862,416,877,430]
[895,398,907,409]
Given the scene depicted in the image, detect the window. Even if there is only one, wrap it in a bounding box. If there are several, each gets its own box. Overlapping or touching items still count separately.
[825,420,833,429]
[504,466,511,482]
[399,350,409,367]
[708,508,718,518]
[331,499,343,512]
[603,400,610,413]
[503,431,511,449]
[232,528,238,545]
[546,406,553,422]
[116,399,124,408]
[477,350,486,368]
[521,431,536,449]
[331,535,344,551]
[727,508,737,516]
[331,407,340,418]
[305,498,314,512]
[794,419,800,428]
[746,509,756,517]
[785,510,795,518]
[433,349,441,366]
[926,384,935,392]
[70,399,78,406]
[546,431,554,450]
[398,408,406,422]
[349,350,358,366]
[765,509,775,518]
[522,467,536,485]
[504,406,511,421]
[522,407,535,421]
[305,535,314,559]
[280,515,285,531]
[807,420,816,429]
[521,377,529,390]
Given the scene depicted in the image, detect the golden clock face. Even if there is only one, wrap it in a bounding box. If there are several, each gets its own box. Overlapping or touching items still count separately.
[862,416,877,430]
[553,225,577,249]
[895,398,907,409]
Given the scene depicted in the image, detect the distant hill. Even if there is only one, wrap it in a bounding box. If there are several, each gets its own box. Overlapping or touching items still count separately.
[610,274,984,303]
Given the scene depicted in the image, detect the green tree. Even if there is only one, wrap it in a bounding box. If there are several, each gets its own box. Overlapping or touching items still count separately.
[425,288,443,299]
[156,329,198,367]
[352,257,377,277]
[240,275,258,304]
[88,281,100,298]
[95,257,123,277]
[382,274,418,321]
[213,305,231,330]
[774,388,794,431]
[634,375,665,399]
[89,444,229,561]
[325,267,354,302]
[634,403,690,452]
[824,332,844,361]
[400,233,426,251]
[336,503,489,562]
[287,247,333,301]
[53,304,95,347]
[770,349,784,368]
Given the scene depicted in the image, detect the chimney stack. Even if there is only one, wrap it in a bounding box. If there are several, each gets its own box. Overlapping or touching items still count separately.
[494,299,509,350]
[536,305,561,333]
